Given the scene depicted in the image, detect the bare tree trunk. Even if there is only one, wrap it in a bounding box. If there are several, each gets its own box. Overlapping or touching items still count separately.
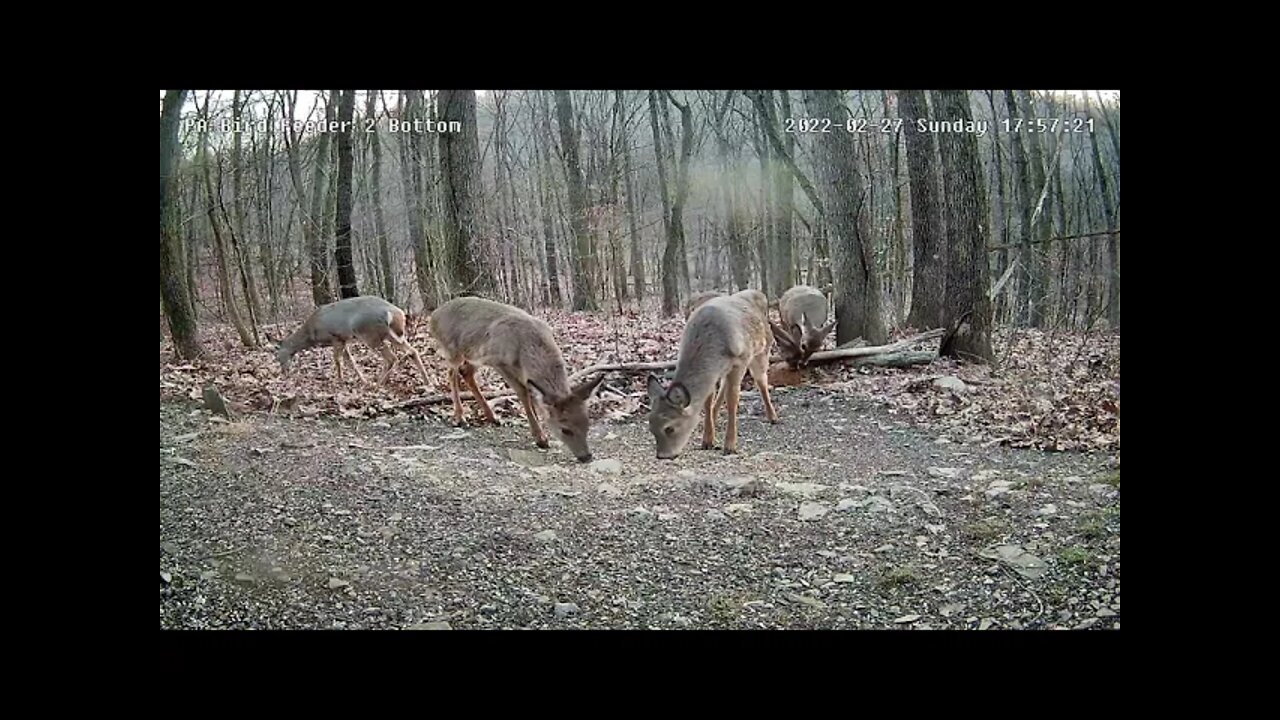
[400,90,438,311]
[1089,105,1119,328]
[608,92,628,308]
[1018,90,1050,328]
[197,94,253,347]
[366,91,395,304]
[535,92,563,307]
[160,90,203,360]
[553,91,598,311]
[333,90,359,298]
[231,90,264,326]
[439,89,487,296]
[934,90,993,363]
[1003,90,1033,326]
[663,92,695,316]
[899,90,946,329]
[983,90,1009,322]
[304,92,335,306]
[802,90,886,344]
[617,91,645,303]
[648,90,679,315]
[761,90,796,298]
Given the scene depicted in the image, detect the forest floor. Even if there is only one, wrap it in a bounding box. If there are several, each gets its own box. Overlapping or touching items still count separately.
[159,309,1120,630]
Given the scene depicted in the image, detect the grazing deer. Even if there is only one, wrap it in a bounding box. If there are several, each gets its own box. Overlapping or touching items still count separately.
[273,295,429,386]
[429,296,605,462]
[648,289,778,459]
[771,285,836,368]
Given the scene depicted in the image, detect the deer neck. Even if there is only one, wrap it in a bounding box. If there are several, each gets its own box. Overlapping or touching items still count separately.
[673,349,731,407]
[524,346,571,399]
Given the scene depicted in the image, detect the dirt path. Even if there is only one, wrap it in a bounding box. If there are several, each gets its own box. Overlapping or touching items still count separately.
[159,385,1120,630]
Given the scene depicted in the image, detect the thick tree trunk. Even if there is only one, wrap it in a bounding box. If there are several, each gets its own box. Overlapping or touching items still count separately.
[649,91,679,316]
[554,90,598,311]
[665,92,696,316]
[773,90,797,297]
[333,90,359,298]
[933,90,994,363]
[400,90,438,311]
[899,90,946,329]
[439,89,487,296]
[160,89,203,360]
[802,90,887,345]
[303,92,335,306]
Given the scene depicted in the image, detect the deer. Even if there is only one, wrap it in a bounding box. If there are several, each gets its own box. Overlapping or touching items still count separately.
[272,295,430,387]
[648,288,779,459]
[429,296,605,463]
[770,285,836,369]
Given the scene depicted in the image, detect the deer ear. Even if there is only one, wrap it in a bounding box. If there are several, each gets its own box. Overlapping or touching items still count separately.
[666,382,691,409]
[646,374,665,401]
[572,373,606,400]
[820,317,837,336]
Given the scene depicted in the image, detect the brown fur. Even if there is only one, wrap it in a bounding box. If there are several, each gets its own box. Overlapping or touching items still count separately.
[648,288,778,459]
[274,295,429,387]
[429,297,604,462]
[772,285,836,368]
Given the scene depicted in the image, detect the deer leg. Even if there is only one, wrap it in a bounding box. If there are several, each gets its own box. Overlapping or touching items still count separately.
[722,367,746,455]
[394,337,431,387]
[459,363,497,424]
[495,369,546,447]
[448,366,466,425]
[376,343,402,386]
[702,388,718,450]
[343,345,368,385]
[331,344,345,383]
[750,354,779,423]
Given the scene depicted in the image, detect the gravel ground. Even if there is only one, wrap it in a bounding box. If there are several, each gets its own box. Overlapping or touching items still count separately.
[159,385,1120,630]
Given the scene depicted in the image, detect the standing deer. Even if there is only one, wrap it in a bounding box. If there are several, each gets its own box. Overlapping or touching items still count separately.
[648,289,779,459]
[771,285,836,368]
[429,297,604,462]
[273,296,429,386]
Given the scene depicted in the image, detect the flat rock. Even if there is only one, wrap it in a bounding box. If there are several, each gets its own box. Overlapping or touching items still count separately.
[591,459,624,475]
[985,480,1016,499]
[776,482,830,499]
[932,376,968,394]
[554,602,580,619]
[978,544,1048,580]
[407,621,451,630]
[928,467,963,480]
[533,529,558,543]
[507,448,550,467]
[724,503,754,517]
[798,501,830,521]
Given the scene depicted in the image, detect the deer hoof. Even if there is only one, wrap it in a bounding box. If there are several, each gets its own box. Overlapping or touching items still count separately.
[702,440,717,450]
[722,446,738,456]
[535,438,550,449]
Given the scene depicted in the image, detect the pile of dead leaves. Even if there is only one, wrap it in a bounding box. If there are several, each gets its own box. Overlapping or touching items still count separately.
[847,328,1120,452]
